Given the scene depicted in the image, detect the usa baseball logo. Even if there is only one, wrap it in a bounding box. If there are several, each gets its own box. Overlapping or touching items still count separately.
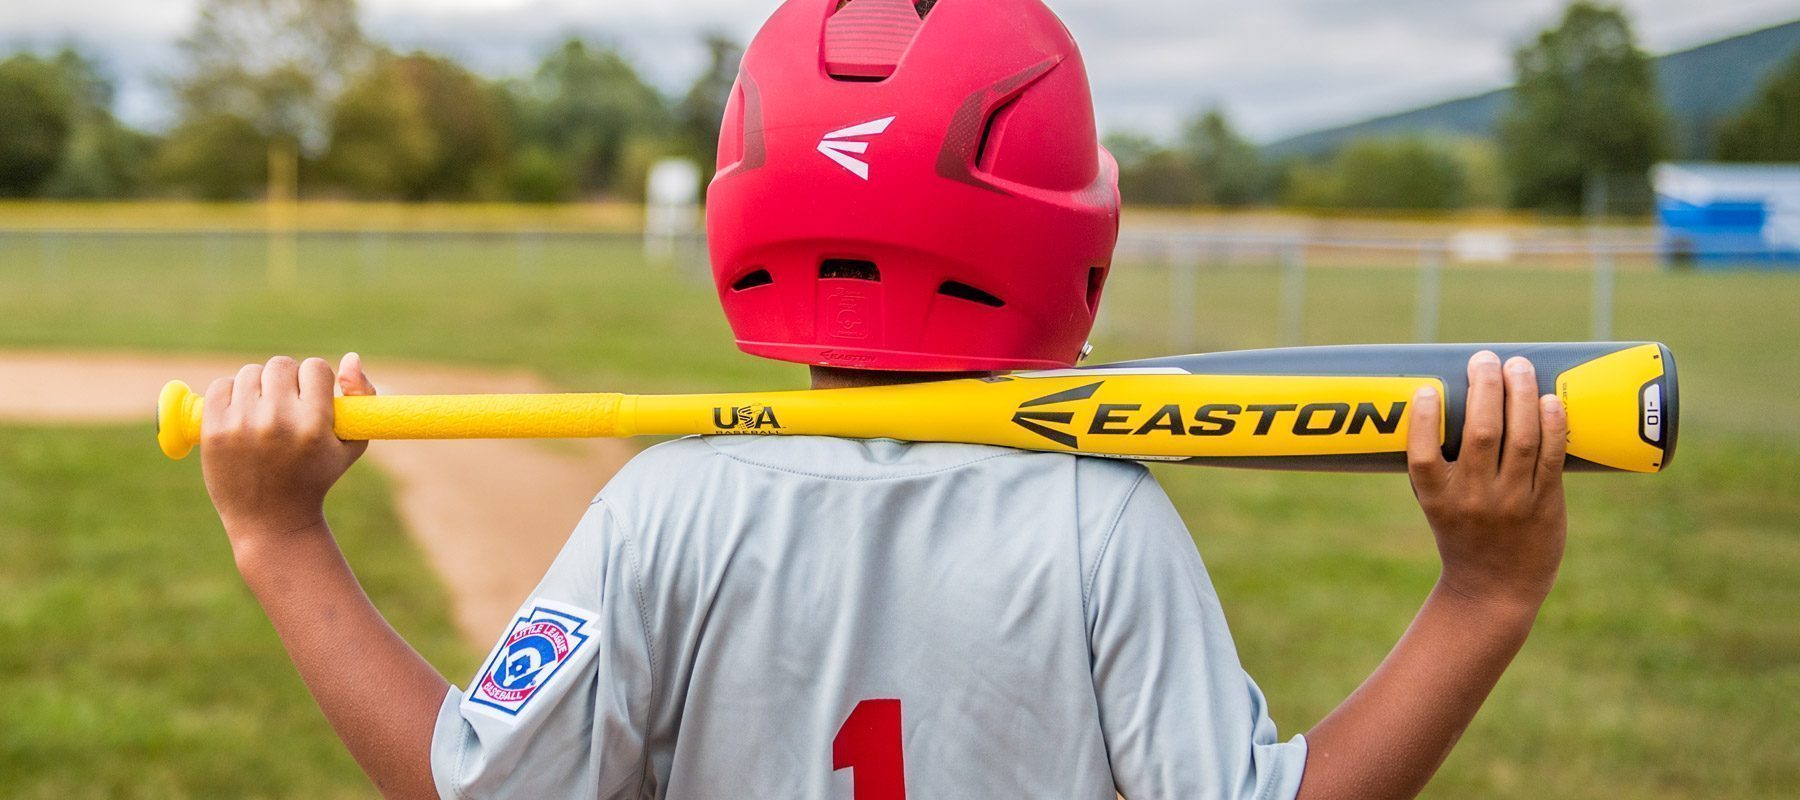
[467,602,593,718]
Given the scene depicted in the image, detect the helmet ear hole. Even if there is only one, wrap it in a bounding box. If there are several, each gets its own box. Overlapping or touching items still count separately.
[1085,266,1108,315]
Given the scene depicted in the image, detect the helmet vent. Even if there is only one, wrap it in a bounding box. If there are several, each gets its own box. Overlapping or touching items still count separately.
[731,269,774,291]
[939,281,1006,308]
[825,0,926,81]
[821,259,882,281]
[975,97,1018,169]
[835,0,937,19]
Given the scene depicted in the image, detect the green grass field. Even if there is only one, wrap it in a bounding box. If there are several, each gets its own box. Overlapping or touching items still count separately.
[1,229,1796,797]
[0,426,473,799]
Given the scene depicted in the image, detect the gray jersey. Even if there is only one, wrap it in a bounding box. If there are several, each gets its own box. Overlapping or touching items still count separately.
[431,436,1307,799]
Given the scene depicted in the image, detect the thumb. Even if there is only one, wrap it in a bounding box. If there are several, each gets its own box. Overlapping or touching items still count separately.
[338,352,378,397]
[1406,384,1451,495]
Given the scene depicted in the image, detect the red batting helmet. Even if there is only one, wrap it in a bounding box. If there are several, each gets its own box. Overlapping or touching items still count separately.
[706,0,1121,372]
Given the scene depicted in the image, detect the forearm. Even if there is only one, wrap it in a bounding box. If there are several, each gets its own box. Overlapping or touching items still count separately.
[232,520,449,800]
[1296,581,1541,800]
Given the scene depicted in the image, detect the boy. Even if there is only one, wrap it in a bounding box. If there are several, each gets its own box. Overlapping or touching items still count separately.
[200,1,1570,797]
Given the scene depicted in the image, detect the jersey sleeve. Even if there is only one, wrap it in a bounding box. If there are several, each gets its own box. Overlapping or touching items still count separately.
[430,499,655,800]
[1087,473,1309,800]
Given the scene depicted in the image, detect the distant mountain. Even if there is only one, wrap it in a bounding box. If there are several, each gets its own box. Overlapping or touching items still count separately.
[1265,19,1800,159]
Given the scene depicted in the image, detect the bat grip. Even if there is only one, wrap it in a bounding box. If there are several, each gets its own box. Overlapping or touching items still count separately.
[155,380,630,461]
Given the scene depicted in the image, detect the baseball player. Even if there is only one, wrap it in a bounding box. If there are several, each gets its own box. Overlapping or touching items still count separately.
[200,1,1571,798]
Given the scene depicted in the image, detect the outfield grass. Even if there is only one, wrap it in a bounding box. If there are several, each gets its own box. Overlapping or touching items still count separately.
[0,426,474,798]
[1,228,1796,796]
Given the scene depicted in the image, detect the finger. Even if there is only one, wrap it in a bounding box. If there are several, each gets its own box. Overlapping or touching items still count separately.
[298,357,336,411]
[338,352,378,397]
[202,377,234,432]
[230,363,263,416]
[1406,384,1451,494]
[1500,357,1542,484]
[1535,394,1570,494]
[1459,351,1505,478]
[261,356,301,401]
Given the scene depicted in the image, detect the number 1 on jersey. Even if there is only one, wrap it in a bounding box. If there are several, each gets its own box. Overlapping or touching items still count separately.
[833,699,906,800]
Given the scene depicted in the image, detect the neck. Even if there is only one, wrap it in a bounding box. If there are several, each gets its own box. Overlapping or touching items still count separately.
[810,366,998,390]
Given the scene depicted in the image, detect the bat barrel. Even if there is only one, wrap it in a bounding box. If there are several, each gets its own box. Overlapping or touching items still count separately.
[1106,342,1677,473]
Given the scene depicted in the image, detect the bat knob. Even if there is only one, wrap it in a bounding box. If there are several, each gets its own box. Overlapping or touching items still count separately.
[157,381,203,461]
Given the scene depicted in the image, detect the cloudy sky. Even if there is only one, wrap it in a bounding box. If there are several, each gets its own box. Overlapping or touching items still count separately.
[5,0,1797,141]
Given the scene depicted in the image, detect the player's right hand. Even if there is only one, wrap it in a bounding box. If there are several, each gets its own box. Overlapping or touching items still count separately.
[1406,352,1570,612]
[200,354,378,551]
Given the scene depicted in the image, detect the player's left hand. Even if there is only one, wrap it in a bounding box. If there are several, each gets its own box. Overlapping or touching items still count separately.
[200,354,377,550]
[1406,352,1570,612]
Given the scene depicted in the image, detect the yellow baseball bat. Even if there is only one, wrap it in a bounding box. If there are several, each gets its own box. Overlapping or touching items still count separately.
[157,342,1678,474]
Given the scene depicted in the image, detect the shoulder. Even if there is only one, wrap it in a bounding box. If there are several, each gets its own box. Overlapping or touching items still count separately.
[1069,456,1158,531]
[606,436,721,483]
[594,436,724,509]
[1074,455,1153,496]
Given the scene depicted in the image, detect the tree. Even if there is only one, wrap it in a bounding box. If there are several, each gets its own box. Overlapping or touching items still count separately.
[152,114,270,200]
[1499,1,1669,213]
[676,34,744,178]
[1107,132,1205,206]
[41,48,156,198]
[0,54,74,196]
[324,53,509,200]
[1717,47,1800,162]
[510,40,670,197]
[1284,137,1469,210]
[1180,108,1265,207]
[157,0,370,198]
[1104,108,1267,208]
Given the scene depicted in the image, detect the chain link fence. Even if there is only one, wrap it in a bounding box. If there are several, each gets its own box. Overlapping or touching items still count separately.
[1,214,1785,361]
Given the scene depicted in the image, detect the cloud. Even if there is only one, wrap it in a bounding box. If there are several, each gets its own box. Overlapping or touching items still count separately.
[2,0,1794,140]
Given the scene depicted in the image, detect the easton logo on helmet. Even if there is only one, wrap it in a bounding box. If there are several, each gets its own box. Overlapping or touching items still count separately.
[817,116,896,180]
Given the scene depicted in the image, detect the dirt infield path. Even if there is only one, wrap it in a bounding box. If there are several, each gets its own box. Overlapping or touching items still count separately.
[0,351,636,645]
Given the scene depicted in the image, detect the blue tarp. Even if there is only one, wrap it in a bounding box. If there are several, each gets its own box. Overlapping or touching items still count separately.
[1655,163,1800,268]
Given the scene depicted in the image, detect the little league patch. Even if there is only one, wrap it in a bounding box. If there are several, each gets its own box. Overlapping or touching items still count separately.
[468,601,595,719]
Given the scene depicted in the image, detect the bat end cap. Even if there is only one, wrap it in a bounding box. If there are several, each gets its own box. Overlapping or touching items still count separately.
[158,381,199,461]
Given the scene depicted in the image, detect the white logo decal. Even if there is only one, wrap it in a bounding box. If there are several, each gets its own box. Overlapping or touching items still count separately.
[818,116,896,180]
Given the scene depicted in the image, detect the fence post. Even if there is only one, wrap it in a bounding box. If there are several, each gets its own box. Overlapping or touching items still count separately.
[1591,242,1616,341]
[1415,244,1443,343]
[516,230,545,278]
[359,230,387,283]
[266,139,299,288]
[1168,240,1199,351]
[204,231,227,287]
[1585,172,1616,341]
[1279,238,1306,347]
[40,230,66,283]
